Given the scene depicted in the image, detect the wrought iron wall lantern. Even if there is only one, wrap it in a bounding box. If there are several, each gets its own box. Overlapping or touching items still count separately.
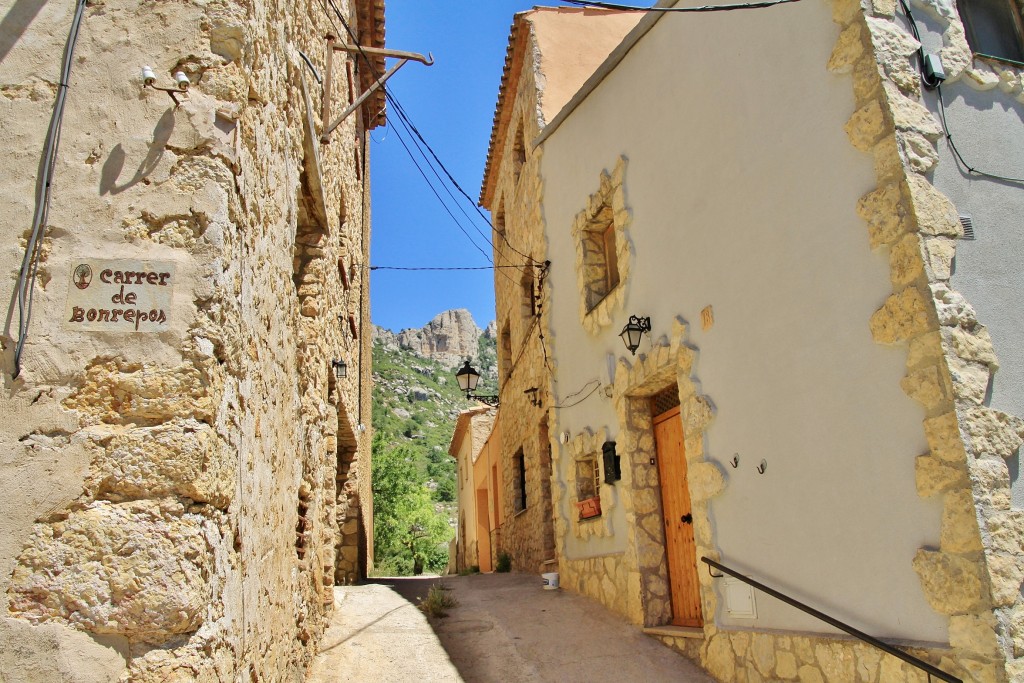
[455,360,499,407]
[331,358,347,379]
[619,315,651,356]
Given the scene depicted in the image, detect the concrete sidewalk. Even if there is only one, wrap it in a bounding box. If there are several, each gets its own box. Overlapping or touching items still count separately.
[306,580,462,683]
[307,573,715,683]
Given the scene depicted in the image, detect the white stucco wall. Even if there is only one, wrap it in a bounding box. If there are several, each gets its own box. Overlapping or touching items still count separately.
[911,11,1024,508]
[541,1,947,642]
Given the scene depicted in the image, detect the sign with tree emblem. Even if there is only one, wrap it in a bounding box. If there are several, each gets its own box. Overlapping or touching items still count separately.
[64,259,175,332]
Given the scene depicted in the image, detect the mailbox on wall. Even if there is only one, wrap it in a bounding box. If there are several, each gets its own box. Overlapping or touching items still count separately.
[602,441,622,485]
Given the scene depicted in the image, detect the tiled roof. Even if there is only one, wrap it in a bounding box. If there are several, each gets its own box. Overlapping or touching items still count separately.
[479,12,529,209]
[356,0,387,129]
[479,8,641,208]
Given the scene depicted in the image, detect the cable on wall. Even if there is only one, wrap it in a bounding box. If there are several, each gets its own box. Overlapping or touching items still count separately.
[323,1,542,272]
[933,86,1024,184]
[897,0,1024,184]
[314,0,514,281]
[552,379,603,409]
[12,0,88,379]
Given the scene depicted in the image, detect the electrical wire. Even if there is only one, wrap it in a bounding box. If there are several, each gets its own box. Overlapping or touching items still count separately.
[561,0,803,12]
[494,261,552,393]
[322,8,526,289]
[317,1,511,278]
[389,106,499,260]
[386,93,540,267]
[297,49,323,84]
[12,0,87,379]
[934,85,1024,184]
[552,379,603,409]
[324,2,541,271]
[896,0,1024,184]
[387,118,496,264]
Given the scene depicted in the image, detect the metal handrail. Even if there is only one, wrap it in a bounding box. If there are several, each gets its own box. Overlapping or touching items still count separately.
[700,557,961,683]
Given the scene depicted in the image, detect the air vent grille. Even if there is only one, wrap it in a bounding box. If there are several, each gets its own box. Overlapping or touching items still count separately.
[960,215,976,240]
[650,386,680,417]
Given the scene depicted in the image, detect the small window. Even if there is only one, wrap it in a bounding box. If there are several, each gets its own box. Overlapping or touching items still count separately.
[574,453,602,520]
[512,121,526,184]
[582,204,620,312]
[514,448,528,512]
[960,0,1024,64]
[602,223,619,294]
[499,322,512,382]
[575,455,600,501]
[493,201,506,238]
[520,263,536,320]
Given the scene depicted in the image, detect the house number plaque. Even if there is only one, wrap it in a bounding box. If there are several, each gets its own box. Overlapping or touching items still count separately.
[65,259,175,332]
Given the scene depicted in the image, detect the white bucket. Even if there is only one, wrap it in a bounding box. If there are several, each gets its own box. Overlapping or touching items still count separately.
[542,572,559,590]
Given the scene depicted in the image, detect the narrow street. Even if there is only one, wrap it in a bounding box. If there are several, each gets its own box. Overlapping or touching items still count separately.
[307,573,715,683]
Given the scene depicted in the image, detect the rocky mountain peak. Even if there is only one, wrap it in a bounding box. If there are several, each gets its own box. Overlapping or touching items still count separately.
[374,309,491,368]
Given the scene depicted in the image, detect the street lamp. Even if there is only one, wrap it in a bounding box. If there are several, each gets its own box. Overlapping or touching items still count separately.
[619,315,651,356]
[454,360,499,406]
[331,358,347,379]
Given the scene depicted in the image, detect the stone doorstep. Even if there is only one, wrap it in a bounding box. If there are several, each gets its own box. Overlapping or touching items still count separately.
[643,625,705,639]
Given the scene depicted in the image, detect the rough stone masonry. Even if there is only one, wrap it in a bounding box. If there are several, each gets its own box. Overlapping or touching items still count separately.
[0,0,379,679]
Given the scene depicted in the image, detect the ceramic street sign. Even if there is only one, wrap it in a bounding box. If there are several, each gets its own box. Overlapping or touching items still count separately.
[65,259,175,332]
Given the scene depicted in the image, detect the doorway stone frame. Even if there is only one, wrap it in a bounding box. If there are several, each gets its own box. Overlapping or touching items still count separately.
[612,318,726,629]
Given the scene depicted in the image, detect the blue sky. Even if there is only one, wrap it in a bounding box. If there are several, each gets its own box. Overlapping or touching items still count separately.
[369,1,541,333]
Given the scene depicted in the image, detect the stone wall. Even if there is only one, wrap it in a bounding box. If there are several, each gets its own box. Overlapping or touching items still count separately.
[0,0,375,678]
[484,16,557,574]
[558,552,631,620]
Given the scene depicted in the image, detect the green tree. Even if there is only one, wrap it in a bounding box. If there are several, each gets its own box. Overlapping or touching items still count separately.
[372,434,453,575]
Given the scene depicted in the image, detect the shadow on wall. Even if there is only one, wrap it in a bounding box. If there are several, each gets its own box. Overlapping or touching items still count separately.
[100,108,175,196]
[0,0,46,65]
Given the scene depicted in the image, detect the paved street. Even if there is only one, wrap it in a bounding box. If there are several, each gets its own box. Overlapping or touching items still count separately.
[307,573,714,683]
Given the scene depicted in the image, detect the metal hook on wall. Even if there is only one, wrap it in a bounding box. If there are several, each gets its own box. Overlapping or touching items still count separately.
[756,459,767,475]
[730,454,739,469]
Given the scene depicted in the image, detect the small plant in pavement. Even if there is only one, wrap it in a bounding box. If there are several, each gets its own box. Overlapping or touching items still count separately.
[419,583,458,618]
[496,552,512,573]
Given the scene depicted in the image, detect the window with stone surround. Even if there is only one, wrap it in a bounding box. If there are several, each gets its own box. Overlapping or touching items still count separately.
[959,0,1024,64]
[520,263,536,321]
[493,200,506,240]
[572,158,631,335]
[583,207,619,314]
[574,453,601,520]
[513,447,527,513]
[512,120,526,185]
[499,321,512,383]
[575,454,599,500]
[566,428,615,539]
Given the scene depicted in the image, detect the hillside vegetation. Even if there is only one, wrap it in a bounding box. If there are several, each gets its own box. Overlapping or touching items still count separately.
[371,330,496,575]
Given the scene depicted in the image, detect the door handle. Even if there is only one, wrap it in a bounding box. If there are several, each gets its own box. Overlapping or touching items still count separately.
[681,514,692,524]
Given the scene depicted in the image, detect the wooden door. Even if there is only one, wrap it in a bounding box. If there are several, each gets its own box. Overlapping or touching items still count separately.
[654,405,703,627]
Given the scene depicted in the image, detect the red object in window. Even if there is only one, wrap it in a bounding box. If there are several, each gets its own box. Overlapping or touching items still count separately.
[576,497,601,520]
